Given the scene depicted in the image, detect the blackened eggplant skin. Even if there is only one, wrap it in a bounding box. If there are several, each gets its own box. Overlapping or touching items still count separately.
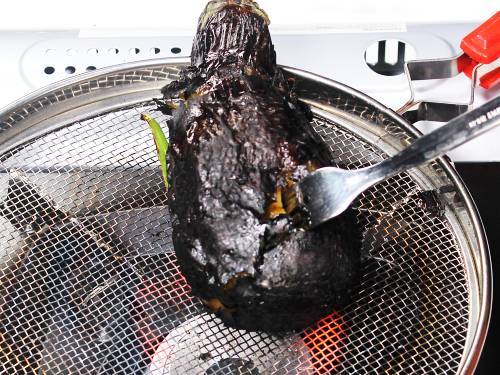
[162,0,362,332]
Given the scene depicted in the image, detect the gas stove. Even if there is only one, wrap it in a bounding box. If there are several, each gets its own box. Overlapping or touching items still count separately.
[0,24,498,374]
[1,24,499,161]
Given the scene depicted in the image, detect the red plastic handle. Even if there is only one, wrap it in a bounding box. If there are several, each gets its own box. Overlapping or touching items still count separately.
[461,11,500,64]
[459,11,500,89]
[480,67,500,89]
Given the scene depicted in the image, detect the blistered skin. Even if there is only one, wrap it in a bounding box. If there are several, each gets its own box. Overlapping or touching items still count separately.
[163,1,361,332]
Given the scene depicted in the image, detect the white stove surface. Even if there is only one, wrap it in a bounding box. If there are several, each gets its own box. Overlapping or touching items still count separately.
[0,23,499,161]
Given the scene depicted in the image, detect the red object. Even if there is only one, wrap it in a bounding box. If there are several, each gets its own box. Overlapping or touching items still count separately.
[303,312,347,374]
[481,67,500,89]
[459,11,500,89]
[135,271,194,359]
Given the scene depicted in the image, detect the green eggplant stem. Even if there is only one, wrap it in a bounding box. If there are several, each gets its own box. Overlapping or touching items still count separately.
[141,113,169,189]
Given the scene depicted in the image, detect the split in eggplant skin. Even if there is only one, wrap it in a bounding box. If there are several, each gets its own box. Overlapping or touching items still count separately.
[161,0,362,332]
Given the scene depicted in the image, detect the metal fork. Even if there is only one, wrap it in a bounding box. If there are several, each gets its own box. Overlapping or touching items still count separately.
[296,96,500,227]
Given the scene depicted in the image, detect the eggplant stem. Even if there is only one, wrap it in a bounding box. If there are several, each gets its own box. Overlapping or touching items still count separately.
[141,113,169,190]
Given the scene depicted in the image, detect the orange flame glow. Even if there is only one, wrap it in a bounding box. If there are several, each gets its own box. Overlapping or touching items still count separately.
[303,312,347,374]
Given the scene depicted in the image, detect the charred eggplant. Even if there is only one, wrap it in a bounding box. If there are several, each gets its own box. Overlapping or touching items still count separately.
[161,0,362,332]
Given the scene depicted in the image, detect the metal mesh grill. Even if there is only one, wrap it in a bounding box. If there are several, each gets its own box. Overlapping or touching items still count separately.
[0,64,183,133]
[0,103,469,375]
[0,63,476,374]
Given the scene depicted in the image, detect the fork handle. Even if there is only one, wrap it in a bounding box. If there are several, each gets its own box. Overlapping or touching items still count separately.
[370,96,500,181]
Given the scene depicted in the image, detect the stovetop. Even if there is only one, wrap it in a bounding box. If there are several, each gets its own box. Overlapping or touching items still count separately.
[0,23,499,161]
[0,24,498,373]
